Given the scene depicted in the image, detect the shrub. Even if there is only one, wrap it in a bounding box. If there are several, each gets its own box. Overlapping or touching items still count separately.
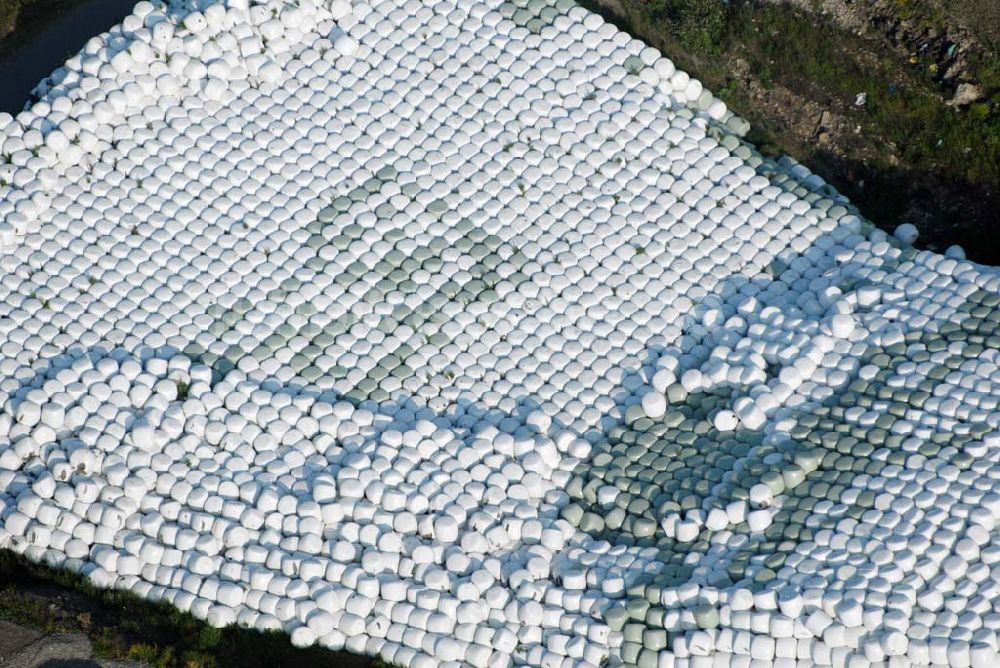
[647,0,729,54]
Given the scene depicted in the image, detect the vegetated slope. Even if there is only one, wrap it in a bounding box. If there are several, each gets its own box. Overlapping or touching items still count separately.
[0,549,374,667]
[584,0,1000,263]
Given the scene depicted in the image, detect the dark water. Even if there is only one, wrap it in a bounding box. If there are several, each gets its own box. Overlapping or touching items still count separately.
[0,0,136,113]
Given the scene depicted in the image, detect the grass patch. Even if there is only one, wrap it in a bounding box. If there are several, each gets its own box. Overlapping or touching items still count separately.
[620,0,1000,191]
[726,3,1000,187]
[581,0,1000,259]
[0,550,373,667]
[0,583,73,633]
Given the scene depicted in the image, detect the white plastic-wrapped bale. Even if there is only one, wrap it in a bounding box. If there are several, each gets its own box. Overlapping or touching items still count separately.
[0,0,999,667]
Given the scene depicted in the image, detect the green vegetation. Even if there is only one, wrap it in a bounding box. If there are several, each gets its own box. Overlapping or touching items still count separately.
[596,0,1000,188]
[731,4,999,185]
[645,0,728,55]
[582,0,1000,259]
[0,582,74,633]
[0,550,373,668]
